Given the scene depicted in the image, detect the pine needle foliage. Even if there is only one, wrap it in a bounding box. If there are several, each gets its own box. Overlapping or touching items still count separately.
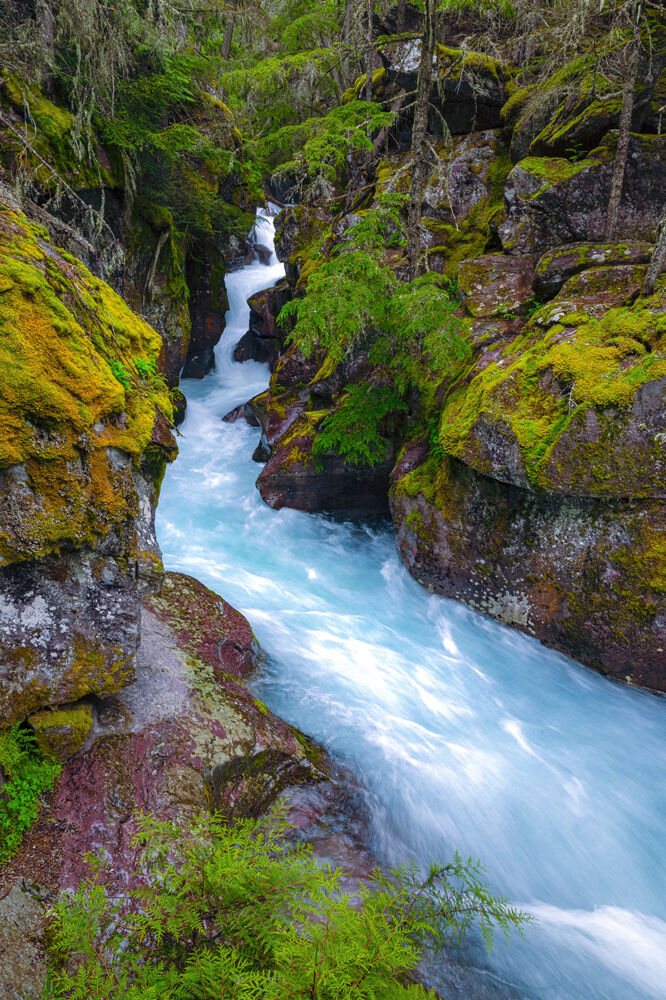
[0,724,61,863]
[313,383,409,467]
[43,805,530,1000]
[279,197,470,465]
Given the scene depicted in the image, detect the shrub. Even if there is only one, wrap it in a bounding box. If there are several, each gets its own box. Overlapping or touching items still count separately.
[43,805,530,999]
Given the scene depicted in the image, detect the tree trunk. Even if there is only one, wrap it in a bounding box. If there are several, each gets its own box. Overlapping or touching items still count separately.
[604,2,642,240]
[397,0,406,33]
[35,0,55,86]
[366,0,374,105]
[407,0,436,279]
[222,11,235,60]
[642,210,666,296]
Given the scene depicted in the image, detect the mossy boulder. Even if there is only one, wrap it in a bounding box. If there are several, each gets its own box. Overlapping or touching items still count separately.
[28,701,93,761]
[500,134,666,257]
[533,241,652,298]
[0,203,177,727]
[437,274,666,498]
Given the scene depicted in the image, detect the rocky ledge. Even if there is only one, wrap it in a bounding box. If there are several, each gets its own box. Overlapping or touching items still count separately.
[0,572,329,999]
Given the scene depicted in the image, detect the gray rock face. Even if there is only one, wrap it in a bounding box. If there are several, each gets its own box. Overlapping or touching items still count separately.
[499,134,666,257]
[0,464,162,727]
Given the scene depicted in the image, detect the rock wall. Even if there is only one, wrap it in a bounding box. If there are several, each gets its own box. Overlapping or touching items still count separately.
[0,203,177,727]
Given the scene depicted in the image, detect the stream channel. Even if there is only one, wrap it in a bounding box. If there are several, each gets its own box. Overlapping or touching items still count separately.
[156,209,666,1000]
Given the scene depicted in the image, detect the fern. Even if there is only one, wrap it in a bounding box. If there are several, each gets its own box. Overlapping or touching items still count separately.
[313,383,408,468]
[44,805,531,999]
[0,725,61,863]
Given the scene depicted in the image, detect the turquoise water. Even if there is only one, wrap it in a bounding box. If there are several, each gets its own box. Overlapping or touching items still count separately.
[156,212,666,1000]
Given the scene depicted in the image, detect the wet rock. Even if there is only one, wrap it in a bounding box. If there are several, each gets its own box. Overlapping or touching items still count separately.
[184,254,229,366]
[533,241,652,299]
[181,347,215,379]
[256,413,393,515]
[499,134,666,257]
[253,243,273,265]
[223,403,260,427]
[28,701,94,762]
[253,439,272,463]
[458,254,535,317]
[390,453,666,690]
[246,387,310,452]
[234,330,275,365]
[171,387,188,426]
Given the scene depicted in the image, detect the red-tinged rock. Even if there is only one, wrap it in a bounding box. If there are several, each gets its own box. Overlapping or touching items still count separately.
[390,453,666,690]
[256,413,392,515]
[535,264,645,323]
[458,253,535,317]
[0,571,325,903]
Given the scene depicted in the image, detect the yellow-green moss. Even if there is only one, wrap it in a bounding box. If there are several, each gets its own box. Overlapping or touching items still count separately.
[438,296,666,489]
[0,205,174,566]
[29,701,93,761]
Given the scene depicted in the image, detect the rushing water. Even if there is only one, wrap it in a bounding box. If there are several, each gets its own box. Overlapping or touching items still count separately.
[156,210,666,1000]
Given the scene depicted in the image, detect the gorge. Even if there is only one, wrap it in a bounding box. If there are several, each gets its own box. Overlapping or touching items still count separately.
[157,210,666,1000]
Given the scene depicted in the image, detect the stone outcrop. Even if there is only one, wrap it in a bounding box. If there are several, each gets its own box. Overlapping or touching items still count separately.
[499,134,666,257]
[0,204,177,727]
[0,572,328,999]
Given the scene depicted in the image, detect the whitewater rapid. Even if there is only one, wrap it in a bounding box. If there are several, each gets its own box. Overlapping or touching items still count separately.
[156,210,666,1000]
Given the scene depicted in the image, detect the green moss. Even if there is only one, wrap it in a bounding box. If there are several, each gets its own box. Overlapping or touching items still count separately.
[437,296,666,490]
[0,206,175,567]
[29,702,93,761]
[519,155,593,186]
[437,46,511,83]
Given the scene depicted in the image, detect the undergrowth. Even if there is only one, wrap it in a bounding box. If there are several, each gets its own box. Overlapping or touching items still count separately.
[0,724,61,863]
[42,805,531,1000]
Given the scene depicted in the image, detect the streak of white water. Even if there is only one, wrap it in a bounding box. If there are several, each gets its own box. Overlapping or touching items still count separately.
[157,210,666,1000]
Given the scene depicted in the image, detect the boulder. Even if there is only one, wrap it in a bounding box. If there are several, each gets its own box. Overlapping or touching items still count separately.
[533,241,652,299]
[437,279,666,498]
[0,572,327,997]
[181,346,215,379]
[534,264,645,324]
[458,254,535,317]
[256,413,393,515]
[499,134,666,257]
[378,39,510,137]
[390,453,666,690]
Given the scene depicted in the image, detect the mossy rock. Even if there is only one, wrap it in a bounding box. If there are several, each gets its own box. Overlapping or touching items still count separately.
[437,277,666,497]
[0,203,175,567]
[28,701,93,761]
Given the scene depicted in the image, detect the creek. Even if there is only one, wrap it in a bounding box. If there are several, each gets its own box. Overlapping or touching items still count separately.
[156,209,666,1000]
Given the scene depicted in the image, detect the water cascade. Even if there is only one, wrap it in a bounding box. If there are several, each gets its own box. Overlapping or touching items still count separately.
[157,210,666,1000]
